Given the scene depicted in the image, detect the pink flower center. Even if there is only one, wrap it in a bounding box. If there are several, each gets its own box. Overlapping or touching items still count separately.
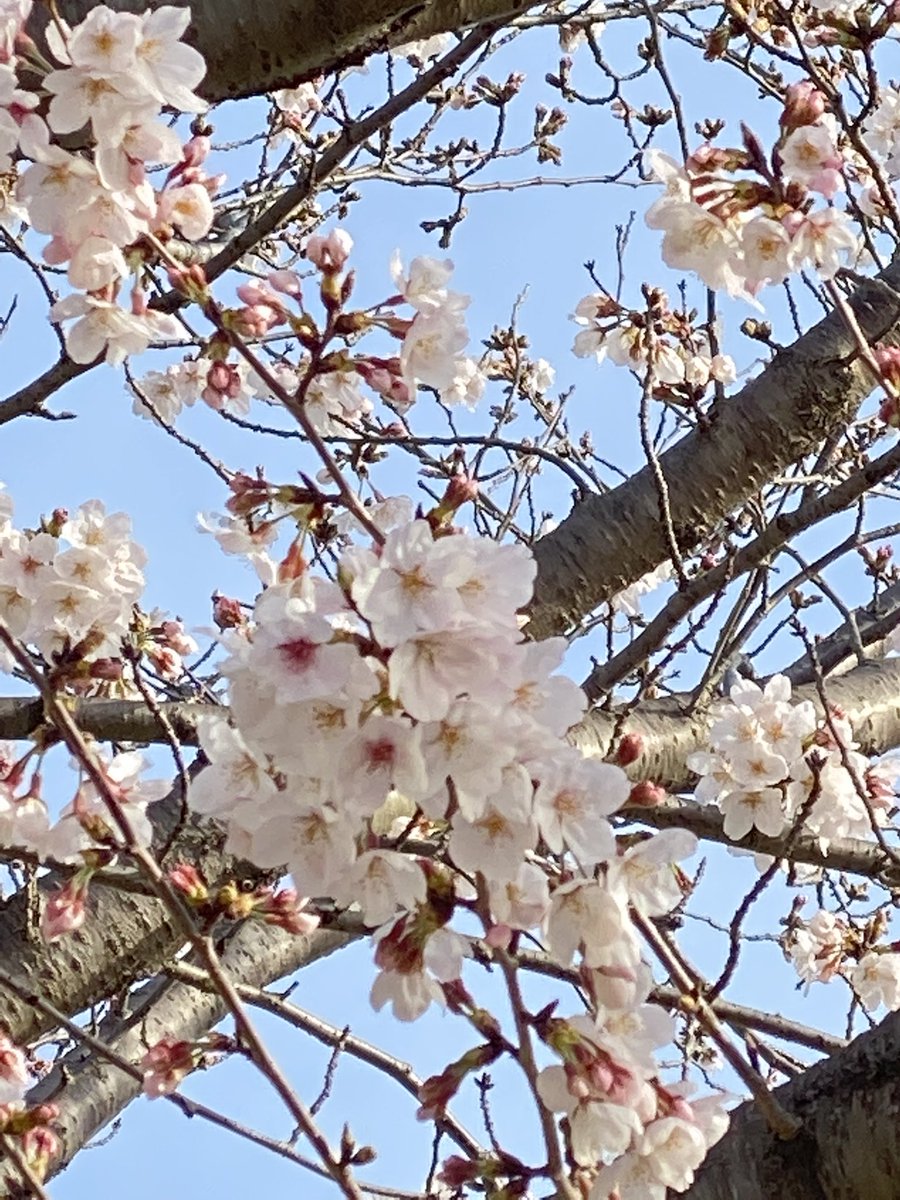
[366,738,396,770]
[279,638,318,670]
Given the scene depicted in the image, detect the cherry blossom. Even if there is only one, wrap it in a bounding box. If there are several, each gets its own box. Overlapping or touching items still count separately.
[0,1033,30,1104]
[850,952,900,1011]
[333,850,427,927]
[49,294,179,365]
[789,910,846,984]
[533,753,626,865]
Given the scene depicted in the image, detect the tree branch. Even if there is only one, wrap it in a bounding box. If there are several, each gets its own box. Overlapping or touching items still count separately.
[29,0,535,104]
[0,920,349,1185]
[529,264,900,638]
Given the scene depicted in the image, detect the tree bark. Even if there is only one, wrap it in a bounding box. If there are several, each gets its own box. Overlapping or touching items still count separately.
[28,0,535,103]
[529,261,900,638]
[0,921,350,1187]
[683,1009,900,1200]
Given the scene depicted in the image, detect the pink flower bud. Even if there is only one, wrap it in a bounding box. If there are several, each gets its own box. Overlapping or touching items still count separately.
[140,1037,196,1098]
[146,645,182,679]
[781,81,827,131]
[159,620,197,657]
[875,346,900,417]
[879,395,900,427]
[203,360,243,409]
[22,1126,60,1179]
[0,1033,30,1098]
[438,1156,480,1187]
[41,877,89,942]
[613,733,644,767]
[305,228,353,272]
[254,887,320,935]
[276,540,309,583]
[434,473,478,521]
[236,281,284,311]
[31,1103,60,1125]
[88,658,125,681]
[212,593,246,630]
[233,302,283,337]
[485,923,513,949]
[181,134,210,168]
[268,269,302,298]
[627,780,667,807]
[356,359,412,410]
[168,863,208,904]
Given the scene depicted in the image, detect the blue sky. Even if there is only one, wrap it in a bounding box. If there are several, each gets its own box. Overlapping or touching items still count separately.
[0,10,889,1197]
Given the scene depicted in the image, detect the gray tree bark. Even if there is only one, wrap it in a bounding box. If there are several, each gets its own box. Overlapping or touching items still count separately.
[29,0,535,102]
[683,1011,900,1200]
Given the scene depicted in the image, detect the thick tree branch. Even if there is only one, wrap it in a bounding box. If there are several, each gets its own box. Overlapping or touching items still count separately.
[683,1008,900,1200]
[529,264,900,638]
[1,920,349,1185]
[29,0,536,103]
[782,577,900,684]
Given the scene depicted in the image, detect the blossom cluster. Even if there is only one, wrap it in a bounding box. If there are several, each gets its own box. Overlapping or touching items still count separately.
[140,1032,234,1099]
[0,488,194,685]
[689,674,895,848]
[0,1031,58,1182]
[862,87,900,187]
[192,495,727,1193]
[642,82,861,302]
[270,80,324,146]
[788,908,900,1012]
[1,3,214,364]
[267,31,454,149]
[0,739,167,874]
[133,234,485,428]
[789,0,899,46]
[572,287,736,400]
[0,486,196,901]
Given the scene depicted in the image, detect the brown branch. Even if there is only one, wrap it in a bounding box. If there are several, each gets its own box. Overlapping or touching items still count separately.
[582,439,900,699]
[163,959,485,1160]
[528,258,900,638]
[0,921,349,1187]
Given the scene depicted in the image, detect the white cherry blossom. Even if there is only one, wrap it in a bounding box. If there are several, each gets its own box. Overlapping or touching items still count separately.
[533,752,627,865]
[332,850,427,927]
[850,952,900,1011]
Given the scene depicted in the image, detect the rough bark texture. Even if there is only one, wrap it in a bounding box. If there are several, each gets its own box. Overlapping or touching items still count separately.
[529,260,900,639]
[683,1010,900,1200]
[11,921,350,1185]
[28,0,535,103]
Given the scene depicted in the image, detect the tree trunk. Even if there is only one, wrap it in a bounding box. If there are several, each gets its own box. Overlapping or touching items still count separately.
[29,0,535,102]
[684,1010,900,1200]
